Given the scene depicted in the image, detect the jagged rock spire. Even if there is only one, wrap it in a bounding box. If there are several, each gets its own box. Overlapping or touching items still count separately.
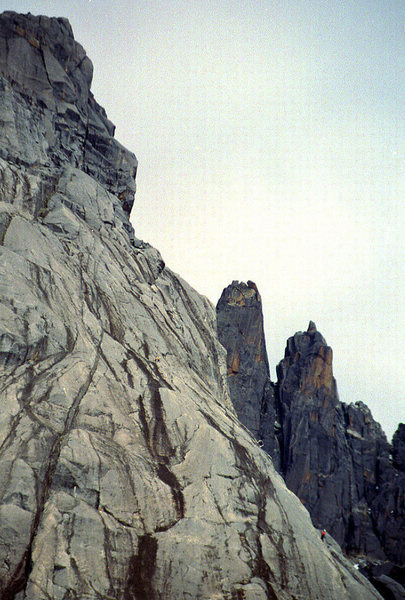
[216,281,281,468]
[307,320,317,332]
[218,280,405,595]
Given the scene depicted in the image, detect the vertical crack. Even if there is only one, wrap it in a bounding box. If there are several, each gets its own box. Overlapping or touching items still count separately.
[0,331,103,600]
[0,213,13,245]
[138,385,185,530]
[125,535,158,600]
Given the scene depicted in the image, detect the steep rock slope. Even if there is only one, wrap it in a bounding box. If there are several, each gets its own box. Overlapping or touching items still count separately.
[0,12,383,600]
[393,425,405,472]
[217,281,404,594]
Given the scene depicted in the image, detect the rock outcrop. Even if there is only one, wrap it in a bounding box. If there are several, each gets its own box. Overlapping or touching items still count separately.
[217,281,405,596]
[393,425,405,473]
[216,281,281,469]
[0,11,382,600]
[276,324,405,569]
[0,10,136,216]
[276,322,354,546]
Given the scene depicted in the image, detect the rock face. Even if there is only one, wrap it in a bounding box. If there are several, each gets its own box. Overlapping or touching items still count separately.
[393,425,405,472]
[216,281,281,469]
[217,282,404,594]
[0,11,136,216]
[276,324,404,568]
[276,322,353,546]
[0,12,382,600]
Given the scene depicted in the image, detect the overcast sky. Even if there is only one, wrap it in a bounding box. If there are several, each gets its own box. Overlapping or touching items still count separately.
[4,0,404,440]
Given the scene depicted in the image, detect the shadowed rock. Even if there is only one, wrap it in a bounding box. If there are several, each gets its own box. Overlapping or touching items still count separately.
[393,424,405,472]
[217,281,405,596]
[216,280,281,469]
[276,322,354,544]
[276,323,404,567]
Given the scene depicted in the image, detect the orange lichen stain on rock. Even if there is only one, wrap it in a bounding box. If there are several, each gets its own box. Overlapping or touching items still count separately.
[228,287,257,306]
[303,470,312,483]
[255,349,265,363]
[15,25,40,48]
[321,345,333,365]
[322,396,330,410]
[306,346,334,391]
[28,36,40,49]
[228,352,240,375]
[233,291,246,306]
[244,287,257,300]
[310,411,319,423]
[15,25,25,37]
[254,338,265,362]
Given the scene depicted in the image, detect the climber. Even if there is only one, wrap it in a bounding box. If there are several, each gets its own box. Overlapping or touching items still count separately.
[321,529,326,541]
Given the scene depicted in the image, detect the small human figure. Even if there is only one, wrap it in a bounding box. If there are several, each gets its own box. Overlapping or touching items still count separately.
[321,529,326,541]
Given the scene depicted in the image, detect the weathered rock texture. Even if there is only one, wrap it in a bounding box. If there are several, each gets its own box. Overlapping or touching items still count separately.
[276,325,405,563]
[393,425,405,473]
[0,11,383,600]
[277,325,405,572]
[0,10,136,216]
[216,281,281,469]
[217,281,405,597]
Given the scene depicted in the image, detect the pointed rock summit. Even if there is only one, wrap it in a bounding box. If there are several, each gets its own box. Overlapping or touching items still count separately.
[217,281,405,597]
[307,320,317,331]
[216,281,281,467]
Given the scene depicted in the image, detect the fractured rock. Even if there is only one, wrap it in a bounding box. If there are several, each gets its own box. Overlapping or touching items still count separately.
[0,11,383,600]
[217,281,404,593]
[0,10,136,216]
[216,280,281,469]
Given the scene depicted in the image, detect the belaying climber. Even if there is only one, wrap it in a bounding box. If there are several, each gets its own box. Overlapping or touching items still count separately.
[321,529,326,541]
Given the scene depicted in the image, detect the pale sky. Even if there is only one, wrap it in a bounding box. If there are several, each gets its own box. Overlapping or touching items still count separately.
[3,0,404,440]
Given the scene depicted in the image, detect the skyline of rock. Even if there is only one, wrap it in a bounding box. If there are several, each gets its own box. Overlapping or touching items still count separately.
[216,280,405,597]
[0,11,385,599]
